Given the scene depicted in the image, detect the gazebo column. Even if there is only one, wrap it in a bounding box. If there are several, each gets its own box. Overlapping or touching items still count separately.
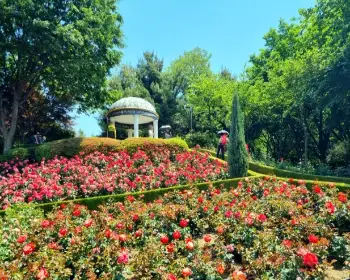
[127,129,133,138]
[133,115,139,137]
[153,119,158,138]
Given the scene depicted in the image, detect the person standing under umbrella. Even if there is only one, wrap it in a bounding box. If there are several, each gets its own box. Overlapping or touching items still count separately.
[216,130,229,160]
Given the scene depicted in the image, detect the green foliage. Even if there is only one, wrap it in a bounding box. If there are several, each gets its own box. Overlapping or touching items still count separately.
[188,73,235,133]
[327,140,350,168]
[228,93,249,177]
[248,161,350,185]
[8,147,29,160]
[185,131,217,148]
[0,0,123,152]
[242,0,350,165]
[329,236,350,265]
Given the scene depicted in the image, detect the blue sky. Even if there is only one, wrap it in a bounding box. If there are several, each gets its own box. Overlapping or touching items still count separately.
[74,0,315,136]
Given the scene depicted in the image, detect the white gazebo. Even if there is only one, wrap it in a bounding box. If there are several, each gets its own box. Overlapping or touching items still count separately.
[107,97,159,138]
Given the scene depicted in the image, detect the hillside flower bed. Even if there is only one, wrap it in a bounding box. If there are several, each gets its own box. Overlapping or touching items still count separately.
[0,178,349,279]
[0,147,228,209]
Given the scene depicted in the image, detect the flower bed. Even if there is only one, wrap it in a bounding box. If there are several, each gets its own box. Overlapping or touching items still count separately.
[1,178,349,279]
[0,146,228,209]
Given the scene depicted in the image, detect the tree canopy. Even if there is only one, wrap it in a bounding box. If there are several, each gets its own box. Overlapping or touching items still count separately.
[0,0,123,152]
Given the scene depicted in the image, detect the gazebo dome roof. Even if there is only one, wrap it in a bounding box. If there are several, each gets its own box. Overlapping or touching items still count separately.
[107,97,158,125]
[110,97,157,114]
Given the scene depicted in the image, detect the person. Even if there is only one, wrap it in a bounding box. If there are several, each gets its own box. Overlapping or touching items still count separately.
[164,128,172,139]
[30,132,40,144]
[216,133,229,160]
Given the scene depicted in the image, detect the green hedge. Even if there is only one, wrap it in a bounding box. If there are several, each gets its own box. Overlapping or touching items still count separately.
[0,176,262,216]
[0,145,37,162]
[198,148,350,186]
[248,161,350,185]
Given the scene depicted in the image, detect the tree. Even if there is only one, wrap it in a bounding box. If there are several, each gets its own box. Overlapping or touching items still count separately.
[242,0,350,164]
[166,48,212,97]
[0,0,123,152]
[16,91,74,144]
[188,74,235,133]
[228,93,248,177]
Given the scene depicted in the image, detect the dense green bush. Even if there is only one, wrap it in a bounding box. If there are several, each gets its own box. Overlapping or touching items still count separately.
[327,141,350,168]
[185,131,217,148]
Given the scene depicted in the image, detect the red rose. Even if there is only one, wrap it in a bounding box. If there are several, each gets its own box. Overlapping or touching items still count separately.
[58,228,68,237]
[217,226,224,235]
[41,220,50,228]
[182,267,192,277]
[135,229,142,238]
[167,243,175,253]
[160,235,169,244]
[217,263,225,275]
[132,214,139,222]
[198,197,204,203]
[234,211,241,219]
[126,195,135,203]
[204,234,212,243]
[313,185,322,194]
[23,242,35,255]
[48,242,59,250]
[168,273,177,280]
[17,235,27,244]
[308,234,319,244]
[36,267,49,280]
[72,209,81,217]
[117,250,129,264]
[173,230,181,240]
[303,252,318,268]
[179,219,188,228]
[84,219,93,228]
[325,201,335,214]
[119,234,127,242]
[338,192,347,203]
[225,210,233,218]
[282,239,292,248]
[231,271,247,280]
[186,241,194,250]
[257,214,267,223]
[116,223,124,229]
[105,229,112,238]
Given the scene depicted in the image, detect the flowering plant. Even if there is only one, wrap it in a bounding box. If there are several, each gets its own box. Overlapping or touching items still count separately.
[0,178,349,279]
[0,147,228,208]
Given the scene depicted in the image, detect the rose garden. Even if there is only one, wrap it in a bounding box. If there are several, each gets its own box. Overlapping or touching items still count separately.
[1,0,350,279]
[0,137,349,279]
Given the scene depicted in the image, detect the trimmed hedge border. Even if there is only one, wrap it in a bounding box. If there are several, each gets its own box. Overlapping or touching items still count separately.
[0,176,263,216]
[199,148,350,187]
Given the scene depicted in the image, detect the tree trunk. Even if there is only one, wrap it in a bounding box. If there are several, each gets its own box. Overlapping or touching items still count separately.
[300,106,308,166]
[1,90,20,154]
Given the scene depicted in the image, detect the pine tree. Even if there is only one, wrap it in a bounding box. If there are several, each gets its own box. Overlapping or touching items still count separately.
[228,93,249,177]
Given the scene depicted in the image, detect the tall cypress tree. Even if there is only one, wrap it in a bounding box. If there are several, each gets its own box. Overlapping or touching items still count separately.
[228,92,249,177]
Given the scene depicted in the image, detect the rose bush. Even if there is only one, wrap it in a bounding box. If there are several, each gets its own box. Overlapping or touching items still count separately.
[0,177,349,279]
[0,146,228,208]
